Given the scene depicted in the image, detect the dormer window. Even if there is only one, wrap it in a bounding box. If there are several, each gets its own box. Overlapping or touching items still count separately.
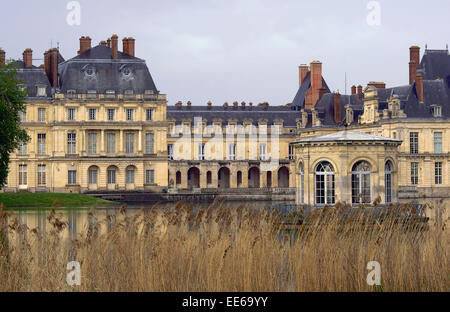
[120,65,134,81]
[36,86,46,97]
[432,105,442,118]
[82,65,96,79]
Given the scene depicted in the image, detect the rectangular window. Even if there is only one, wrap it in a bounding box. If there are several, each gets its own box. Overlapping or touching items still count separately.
[107,169,116,184]
[199,143,205,160]
[435,162,443,185]
[168,144,174,160]
[411,162,419,185]
[228,143,236,160]
[19,165,27,186]
[19,109,26,122]
[410,132,419,154]
[37,133,46,155]
[126,169,135,184]
[89,169,98,185]
[89,108,96,121]
[126,109,134,121]
[146,170,155,184]
[107,109,115,121]
[259,143,266,160]
[88,133,97,154]
[125,133,134,154]
[289,145,294,160]
[38,108,46,122]
[107,133,116,154]
[18,142,27,155]
[68,108,75,121]
[146,133,154,154]
[434,132,443,154]
[67,133,76,154]
[68,170,77,185]
[146,109,153,121]
[37,165,46,186]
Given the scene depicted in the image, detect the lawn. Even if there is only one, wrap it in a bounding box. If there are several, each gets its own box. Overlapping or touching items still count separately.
[0,192,114,208]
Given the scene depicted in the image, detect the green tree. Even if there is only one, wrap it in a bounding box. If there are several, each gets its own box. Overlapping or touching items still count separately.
[0,61,30,188]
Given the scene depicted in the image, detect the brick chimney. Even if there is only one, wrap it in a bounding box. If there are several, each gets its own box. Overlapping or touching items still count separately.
[187,101,192,109]
[207,101,212,110]
[111,34,118,59]
[224,102,229,109]
[176,101,182,110]
[351,85,356,95]
[79,36,91,54]
[241,101,246,109]
[409,46,420,85]
[368,81,386,89]
[416,73,424,103]
[122,37,129,55]
[127,37,135,57]
[310,60,323,107]
[233,101,238,109]
[23,49,33,67]
[249,102,253,109]
[107,38,111,48]
[299,64,309,87]
[0,49,5,66]
[48,48,59,87]
[100,41,107,46]
[318,87,328,102]
[44,50,49,77]
[357,85,363,99]
[334,92,341,123]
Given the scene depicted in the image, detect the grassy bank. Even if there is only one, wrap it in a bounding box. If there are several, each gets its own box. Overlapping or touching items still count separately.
[0,192,113,208]
[0,200,447,291]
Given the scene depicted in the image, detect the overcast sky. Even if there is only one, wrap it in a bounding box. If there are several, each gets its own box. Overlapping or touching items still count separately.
[1,0,449,106]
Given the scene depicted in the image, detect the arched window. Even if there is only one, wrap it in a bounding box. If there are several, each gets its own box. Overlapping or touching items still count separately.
[207,171,212,185]
[352,161,371,204]
[385,161,393,203]
[176,171,182,186]
[237,171,242,187]
[315,162,335,205]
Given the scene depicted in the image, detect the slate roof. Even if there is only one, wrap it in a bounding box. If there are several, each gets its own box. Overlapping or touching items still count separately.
[419,49,450,81]
[291,72,331,110]
[58,44,158,94]
[12,60,52,99]
[293,130,402,144]
[167,105,300,126]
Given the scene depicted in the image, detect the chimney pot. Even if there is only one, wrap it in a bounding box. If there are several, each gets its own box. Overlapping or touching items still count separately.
[23,48,33,67]
[357,85,363,99]
[127,37,135,57]
[409,46,420,84]
[79,36,92,54]
[176,101,182,109]
[111,34,119,59]
[224,102,229,109]
[233,101,238,108]
[207,101,212,109]
[122,37,129,55]
[351,85,357,95]
[107,38,111,48]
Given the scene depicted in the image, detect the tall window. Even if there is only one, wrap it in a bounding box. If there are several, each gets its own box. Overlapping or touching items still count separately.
[289,145,294,160]
[107,167,116,184]
[37,165,46,186]
[352,161,372,204]
[68,170,77,185]
[434,132,443,154]
[176,171,181,185]
[126,167,135,184]
[67,133,76,154]
[38,108,46,122]
[146,169,155,184]
[37,133,46,155]
[18,141,27,155]
[259,143,267,160]
[19,109,26,122]
[146,109,153,121]
[435,162,443,185]
[126,109,134,121]
[229,143,236,160]
[146,133,154,154]
[107,109,115,121]
[168,144,174,160]
[315,162,335,205]
[299,162,304,204]
[125,133,134,154]
[411,162,419,185]
[68,108,75,121]
[88,133,97,154]
[89,167,98,184]
[385,161,392,203]
[410,132,419,154]
[198,143,205,160]
[19,165,27,186]
[107,133,116,154]
[89,108,96,121]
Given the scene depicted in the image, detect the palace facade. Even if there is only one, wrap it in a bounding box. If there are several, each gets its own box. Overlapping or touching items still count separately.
[1,36,449,205]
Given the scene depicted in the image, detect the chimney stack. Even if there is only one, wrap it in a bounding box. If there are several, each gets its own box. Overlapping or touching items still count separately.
[207,101,212,109]
[187,101,192,109]
[79,36,91,54]
[409,46,420,85]
[233,101,238,109]
[0,49,5,66]
[111,34,118,59]
[224,102,229,109]
[357,85,363,99]
[23,48,33,67]
[249,102,253,109]
[351,85,357,95]
[368,81,386,89]
[127,37,135,57]
[176,101,182,109]
[299,64,309,87]
[44,50,49,77]
[318,87,328,102]
[48,48,59,87]
[122,37,129,55]
[334,92,341,123]
[107,38,111,48]
[241,101,246,109]
[100,41,107,46]
[416,73,424,103]
[309,60,323,109]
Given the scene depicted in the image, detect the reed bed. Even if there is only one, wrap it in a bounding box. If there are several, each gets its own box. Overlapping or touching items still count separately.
[0,199,448,292]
